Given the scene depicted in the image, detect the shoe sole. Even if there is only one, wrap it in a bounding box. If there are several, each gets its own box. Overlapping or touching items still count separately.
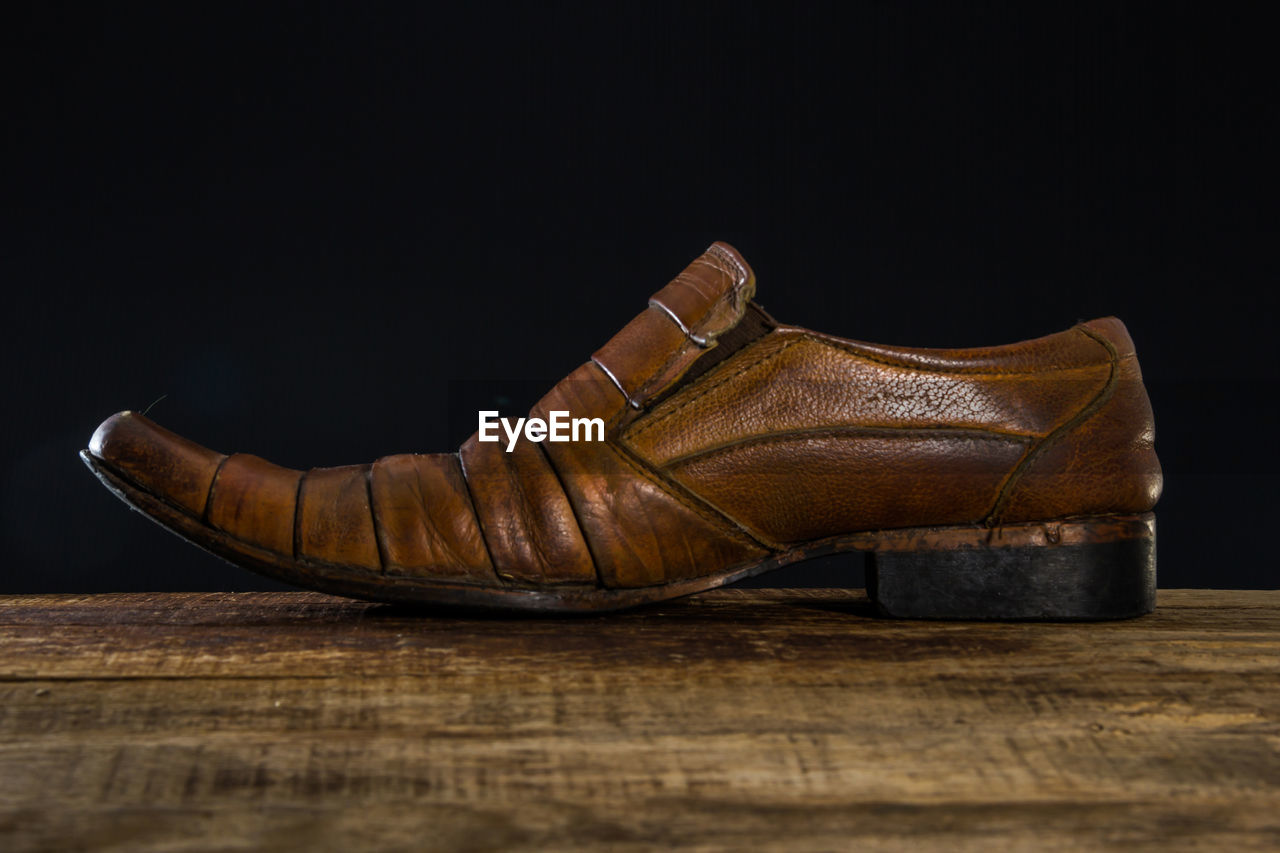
[82,449,1156,619]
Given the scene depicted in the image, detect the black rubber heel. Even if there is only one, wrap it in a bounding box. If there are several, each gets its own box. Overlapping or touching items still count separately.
[866,514,1156,621]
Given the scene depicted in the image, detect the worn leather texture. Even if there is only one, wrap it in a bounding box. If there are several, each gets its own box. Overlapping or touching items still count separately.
[87,242,1162,592]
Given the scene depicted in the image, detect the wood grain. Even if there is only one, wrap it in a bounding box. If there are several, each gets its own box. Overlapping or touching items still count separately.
[1,589,1277,851]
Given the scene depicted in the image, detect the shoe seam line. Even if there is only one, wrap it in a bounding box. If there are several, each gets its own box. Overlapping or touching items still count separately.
[533,438,603,589]
[983,327,1120,525]
[201,454,232,526]
[291,467,307,562]
[659,425,1034,470]
[608,438,778,553]
[811,331,1116,375]
[628,327,1119,449]
[506,441,587,583]
[455,450,509,587]
[363,465,388,575]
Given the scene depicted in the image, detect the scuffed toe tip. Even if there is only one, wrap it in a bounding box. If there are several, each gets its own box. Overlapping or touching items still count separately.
[87,410,138,462]
[82,409,228,519]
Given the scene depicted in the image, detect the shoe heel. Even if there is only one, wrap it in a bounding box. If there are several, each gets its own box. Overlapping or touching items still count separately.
[865,514,1156,620]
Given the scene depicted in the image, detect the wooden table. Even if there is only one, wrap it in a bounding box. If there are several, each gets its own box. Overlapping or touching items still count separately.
[1,589,1277,851]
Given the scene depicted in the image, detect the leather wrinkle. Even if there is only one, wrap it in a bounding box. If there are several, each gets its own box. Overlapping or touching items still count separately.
[983,328,1120,526]
[203,455,304,559]
[532,437,603,588]
[636,312,703,400]
[380,458,454,569]
[703,244,749,284]
[813,328,1116,374]
[291,468,306,561]
[505,448,543,570]
[363,464,388,574]
[711,243,746,270]
[691,258,732,280]
[674,271,723,313]
[454,450,507,586]
[660,425,1035,471]
[444,453,499,576]
[201,454,232,527]
[106,450,220,526]
[623,322,1120,541]
[294,461,378,568]
[509,439,582,582]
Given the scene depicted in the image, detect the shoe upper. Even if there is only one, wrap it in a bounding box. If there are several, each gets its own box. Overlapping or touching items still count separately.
[87,242,1162,590]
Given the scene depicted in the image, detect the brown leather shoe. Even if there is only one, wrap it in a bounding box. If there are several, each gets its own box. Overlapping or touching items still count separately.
[83,242,1162,618]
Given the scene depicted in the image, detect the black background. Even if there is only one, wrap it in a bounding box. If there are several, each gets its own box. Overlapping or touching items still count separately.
[4,2,1276,593]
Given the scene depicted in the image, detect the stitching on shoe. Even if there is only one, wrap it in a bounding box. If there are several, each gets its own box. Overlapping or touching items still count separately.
[605,439,771,552]
[983,328,1121,526]
[534,364,769,560]
[629,329,1111,446]
[705,244,749,288]
[619,248,752,405]
[627,338,800,439]
[661,425,1034,470]
[691,253,751,341]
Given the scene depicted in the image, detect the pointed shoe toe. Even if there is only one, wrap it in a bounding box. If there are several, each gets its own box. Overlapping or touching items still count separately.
[86,242,1162,618]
